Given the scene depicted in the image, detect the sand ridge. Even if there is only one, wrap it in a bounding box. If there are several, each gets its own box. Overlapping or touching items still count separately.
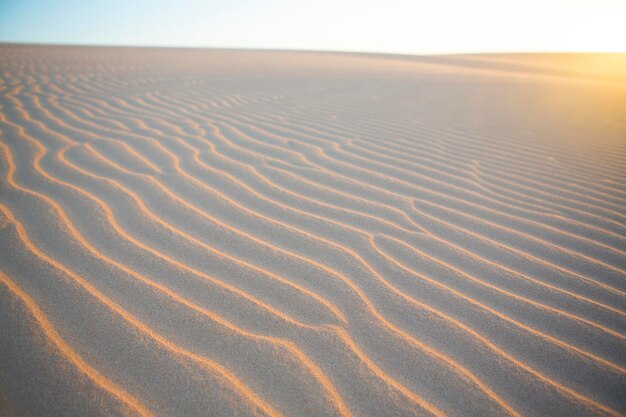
[0,45,625,417]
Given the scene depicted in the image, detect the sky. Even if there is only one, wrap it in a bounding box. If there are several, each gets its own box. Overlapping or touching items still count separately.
[1,0,625,55]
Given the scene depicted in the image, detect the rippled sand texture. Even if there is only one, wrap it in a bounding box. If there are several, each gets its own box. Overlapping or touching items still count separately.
[1,45,625,417]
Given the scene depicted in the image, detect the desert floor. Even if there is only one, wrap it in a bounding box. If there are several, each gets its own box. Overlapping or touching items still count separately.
[1,45,625,417]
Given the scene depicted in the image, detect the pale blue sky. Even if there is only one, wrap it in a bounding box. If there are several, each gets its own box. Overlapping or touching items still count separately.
[1,0,625,54]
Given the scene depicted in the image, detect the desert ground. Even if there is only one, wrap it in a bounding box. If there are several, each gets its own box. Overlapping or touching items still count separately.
[0,45,625,417]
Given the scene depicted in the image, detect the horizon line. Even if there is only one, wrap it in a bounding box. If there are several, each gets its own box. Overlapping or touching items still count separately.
[2,40,626,58]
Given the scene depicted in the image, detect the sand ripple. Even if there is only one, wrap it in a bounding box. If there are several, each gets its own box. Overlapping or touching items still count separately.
[1,45,625,417]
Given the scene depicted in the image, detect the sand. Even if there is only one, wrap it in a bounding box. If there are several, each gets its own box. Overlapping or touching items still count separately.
[0,44,624,417]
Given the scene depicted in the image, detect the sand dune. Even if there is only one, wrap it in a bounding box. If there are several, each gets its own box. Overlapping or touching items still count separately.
[0,44,625,417]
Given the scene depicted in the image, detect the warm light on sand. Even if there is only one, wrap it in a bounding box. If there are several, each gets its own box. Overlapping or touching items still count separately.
[0,45,625,417]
